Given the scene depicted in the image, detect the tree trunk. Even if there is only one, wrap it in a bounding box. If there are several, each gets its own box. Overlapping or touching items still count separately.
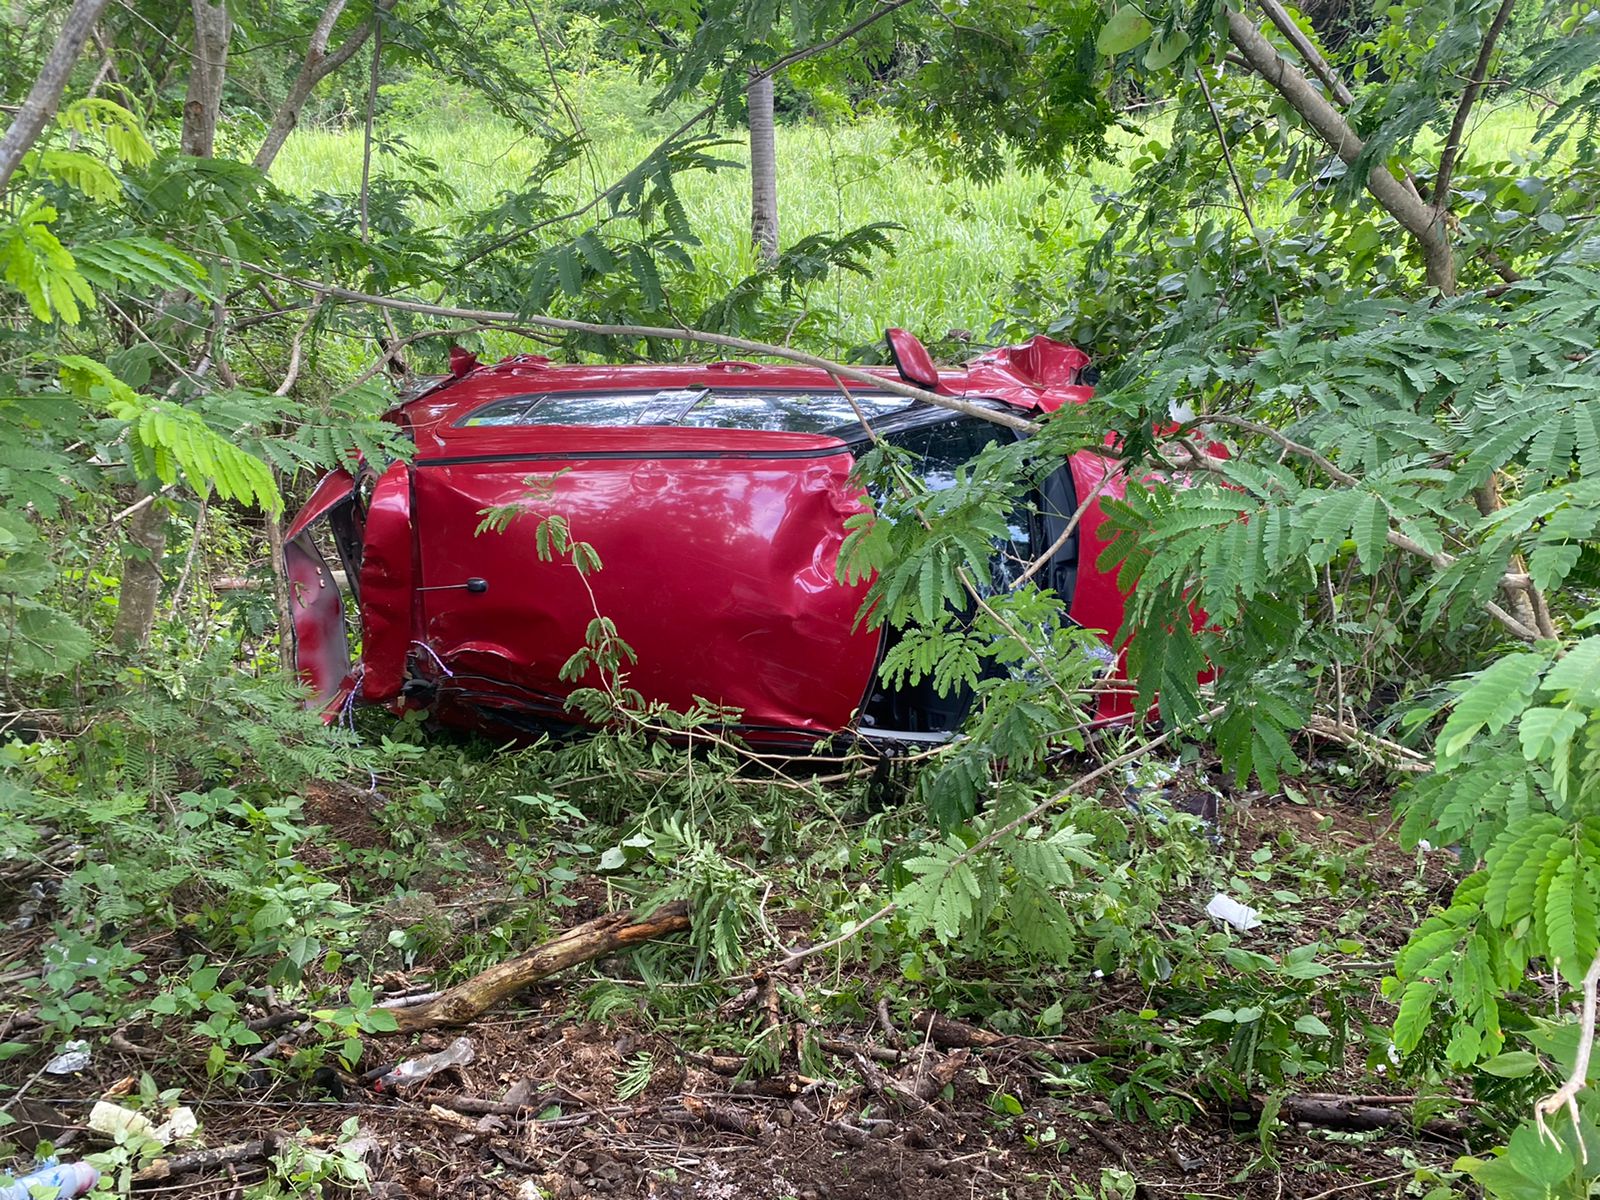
[181,0,230,157]
[254,0,395,175]
[262,495,296,672]
[0,0,112,194]
[748,72,779,265]
[112,499,168,651]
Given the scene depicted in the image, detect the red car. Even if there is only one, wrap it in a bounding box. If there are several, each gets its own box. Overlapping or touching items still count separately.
[284,330,1129,746]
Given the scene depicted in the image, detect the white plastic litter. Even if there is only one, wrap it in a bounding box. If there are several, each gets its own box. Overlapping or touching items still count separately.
[86,1101,195,1146]
[375,1036,475,1090]
[43,1040,91,1074]
[87,1101,156,1142]
[155,1106,197,1142]
[1205,893,1263,932]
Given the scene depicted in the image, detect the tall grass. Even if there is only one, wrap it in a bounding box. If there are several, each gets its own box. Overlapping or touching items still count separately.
[271,102,1548,352]
[275,118,1132,347]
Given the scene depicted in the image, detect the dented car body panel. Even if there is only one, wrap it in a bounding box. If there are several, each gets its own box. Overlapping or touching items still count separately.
[285,332,1132,744]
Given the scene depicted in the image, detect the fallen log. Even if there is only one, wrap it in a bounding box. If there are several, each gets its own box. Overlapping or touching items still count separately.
[380,902,691,1033]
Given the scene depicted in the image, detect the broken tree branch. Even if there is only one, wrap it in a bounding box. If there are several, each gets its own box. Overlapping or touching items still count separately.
[1166,416,1549,643]
[1254,1093,1465,1136]
[243,269,1040,433]
[1224,6,1456,292]
[133,1137,280,1184]
[1535,950,1600,1156]
[378,902,691,1032]
[777,712,1224,970]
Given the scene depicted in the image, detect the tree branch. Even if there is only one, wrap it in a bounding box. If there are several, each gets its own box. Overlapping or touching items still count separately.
[253,0,396,173]
[1535,950,1600,1158]
[1224,6,1456,292]
[1166,416,1547,642]
[1432,0,1517,214]
[244,268,1042,433]
[1255,0,1353,106]
[0,0,112,194]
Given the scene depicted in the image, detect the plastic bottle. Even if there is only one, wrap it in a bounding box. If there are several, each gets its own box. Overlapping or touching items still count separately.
[373,1036,475,1090]
[0,1160,100,1200]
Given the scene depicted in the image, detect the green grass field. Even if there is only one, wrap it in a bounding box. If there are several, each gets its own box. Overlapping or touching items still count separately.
[273,118,1136,347]
[271,104,1544,351]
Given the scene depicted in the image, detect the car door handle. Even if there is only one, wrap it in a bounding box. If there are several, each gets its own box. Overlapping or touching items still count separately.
[417,577,489,594]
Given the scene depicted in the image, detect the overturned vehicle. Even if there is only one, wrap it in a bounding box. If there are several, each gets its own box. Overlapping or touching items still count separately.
[284,330,1130,746]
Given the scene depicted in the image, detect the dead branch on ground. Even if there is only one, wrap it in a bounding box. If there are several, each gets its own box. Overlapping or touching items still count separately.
[378,902,691,1033]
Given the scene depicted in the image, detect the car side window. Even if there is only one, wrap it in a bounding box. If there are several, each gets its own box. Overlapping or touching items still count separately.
[884,418,1034,591]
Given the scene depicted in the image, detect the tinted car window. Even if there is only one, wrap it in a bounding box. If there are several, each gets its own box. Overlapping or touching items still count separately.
[460,389,915,434]
[884,418,1033,591]
[680,391,913,434]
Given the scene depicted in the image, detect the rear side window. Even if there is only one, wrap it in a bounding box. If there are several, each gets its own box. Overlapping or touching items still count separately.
[459,388,916,435]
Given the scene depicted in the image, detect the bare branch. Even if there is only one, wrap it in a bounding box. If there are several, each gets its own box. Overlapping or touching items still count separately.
[1535,951,1600,1158]
[246,269,1042,433]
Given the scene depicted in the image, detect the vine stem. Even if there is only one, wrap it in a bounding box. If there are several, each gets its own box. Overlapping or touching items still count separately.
[775,707,1225,970]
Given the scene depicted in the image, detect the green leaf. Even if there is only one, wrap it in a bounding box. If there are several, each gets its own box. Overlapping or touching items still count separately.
[1544,853,1599,985]
[1351,491,1387,573]
[1506,1120,1576,1187]
[1098,6,1153,55]
[1519,706,1586,763]
[1393,979,1437,1054]
[1542,638,1600,703]
[1294,1014,1332,1037]
[1143,28,1190,69]
[1479,1050,1540,1078]
[1438,653,1547,762]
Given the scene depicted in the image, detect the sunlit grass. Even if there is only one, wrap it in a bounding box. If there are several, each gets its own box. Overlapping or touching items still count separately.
[275,118,1138,347]
[271,102,1552,352]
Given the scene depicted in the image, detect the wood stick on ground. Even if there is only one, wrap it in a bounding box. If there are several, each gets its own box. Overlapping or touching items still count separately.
[914,1009,1108,1061]
[133,1137,280,1184]
[681,1094,766,1138]
[1255,1094,1466,1137]
[420,1090,554,1117]
[380,902,691,1033]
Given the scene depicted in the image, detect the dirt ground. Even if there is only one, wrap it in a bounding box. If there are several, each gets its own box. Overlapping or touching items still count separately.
[3,770,1471,1200]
